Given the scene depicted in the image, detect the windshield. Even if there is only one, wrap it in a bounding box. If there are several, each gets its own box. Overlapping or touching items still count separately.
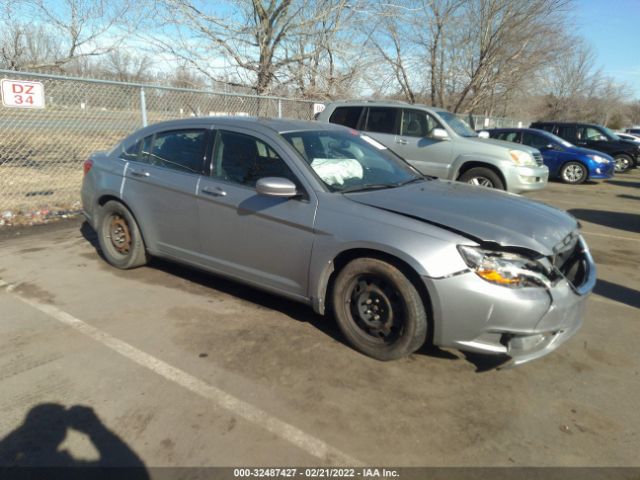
[601,126,621,141]
[437,112,477,137]
[541,130,573,148]
[281,130,423,193]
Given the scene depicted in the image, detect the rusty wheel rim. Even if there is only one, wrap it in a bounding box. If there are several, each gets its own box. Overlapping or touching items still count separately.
[109,214,131,255]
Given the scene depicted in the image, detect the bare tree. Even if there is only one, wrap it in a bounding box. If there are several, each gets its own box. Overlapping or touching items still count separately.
[0,0,133,72]
[145,0,352,95]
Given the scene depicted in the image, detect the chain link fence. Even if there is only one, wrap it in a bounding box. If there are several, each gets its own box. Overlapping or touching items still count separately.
[0,70,530,225]
[0,70,316,225]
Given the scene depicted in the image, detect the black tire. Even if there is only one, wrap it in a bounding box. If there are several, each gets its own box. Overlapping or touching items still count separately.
[331,258,427,361]
[459,167,505,190]
[614,154,632,173]
[560,161,587,184]
[97,200,148,269]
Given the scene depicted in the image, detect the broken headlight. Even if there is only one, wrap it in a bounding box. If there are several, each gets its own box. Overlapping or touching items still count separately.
[457,245,553,288]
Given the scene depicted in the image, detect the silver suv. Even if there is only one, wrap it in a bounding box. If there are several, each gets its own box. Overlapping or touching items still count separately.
[317,101,549,193]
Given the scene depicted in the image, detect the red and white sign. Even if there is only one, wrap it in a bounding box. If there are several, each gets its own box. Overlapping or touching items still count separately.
[1,79,46,109]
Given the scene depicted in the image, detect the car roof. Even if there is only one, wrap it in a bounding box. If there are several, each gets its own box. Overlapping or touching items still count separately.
[139,116,348,135]
[323,100,449,114]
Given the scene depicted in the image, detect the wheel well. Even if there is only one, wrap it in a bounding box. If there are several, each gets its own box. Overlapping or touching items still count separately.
[456,161,507,188]
[325,248,434,346]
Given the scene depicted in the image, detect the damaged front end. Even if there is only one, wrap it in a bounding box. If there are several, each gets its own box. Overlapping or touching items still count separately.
[425,232,596,367]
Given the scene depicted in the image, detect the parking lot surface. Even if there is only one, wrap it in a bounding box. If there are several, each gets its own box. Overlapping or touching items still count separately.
[0,171,639,468]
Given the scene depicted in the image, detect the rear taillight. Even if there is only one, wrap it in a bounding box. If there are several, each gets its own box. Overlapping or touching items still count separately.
[83,159,93,176]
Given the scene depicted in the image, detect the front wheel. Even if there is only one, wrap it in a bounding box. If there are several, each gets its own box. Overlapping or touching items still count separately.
[458,167,505,190]
[614,154,632,173]
[331,258,428,361]
[97,200,148,269]
[560,161,587,184]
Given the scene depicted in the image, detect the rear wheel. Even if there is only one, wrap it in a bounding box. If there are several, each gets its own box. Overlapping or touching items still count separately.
[97,200,148,269]
[331,258,427,361]
[459,167,505,190]
[614,154,632,173]
[560,161,587,184]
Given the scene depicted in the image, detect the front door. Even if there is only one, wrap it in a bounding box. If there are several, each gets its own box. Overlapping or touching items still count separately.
[196,128,317,299]
[392,108,453,178]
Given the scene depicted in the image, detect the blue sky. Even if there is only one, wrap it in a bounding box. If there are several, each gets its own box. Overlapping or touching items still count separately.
[574,0,640,98]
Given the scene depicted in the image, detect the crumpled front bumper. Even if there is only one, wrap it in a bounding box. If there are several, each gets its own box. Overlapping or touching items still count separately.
[424,237,596,367]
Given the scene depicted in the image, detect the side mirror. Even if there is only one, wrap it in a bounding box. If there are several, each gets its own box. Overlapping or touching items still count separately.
[540,143,555,151]
[431,128,450,140]
[477,131,490,139]
[256,177,298,198]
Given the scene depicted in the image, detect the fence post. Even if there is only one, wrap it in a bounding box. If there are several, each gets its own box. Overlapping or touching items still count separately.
[278,99,282,118]
[140,87,148,127]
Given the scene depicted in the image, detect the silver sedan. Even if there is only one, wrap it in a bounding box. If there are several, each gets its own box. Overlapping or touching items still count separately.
[81,117,595,366]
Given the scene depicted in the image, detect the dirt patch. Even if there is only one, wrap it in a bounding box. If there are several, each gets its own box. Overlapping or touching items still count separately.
[13,282,56,304]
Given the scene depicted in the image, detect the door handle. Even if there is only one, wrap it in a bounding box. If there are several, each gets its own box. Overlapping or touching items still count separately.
[201,186,227,197]
[130,169,149,177]
[396,138,408,145]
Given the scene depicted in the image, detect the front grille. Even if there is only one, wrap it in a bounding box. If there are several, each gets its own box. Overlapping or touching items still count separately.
[550,236,587,289]
[533,152,544,166]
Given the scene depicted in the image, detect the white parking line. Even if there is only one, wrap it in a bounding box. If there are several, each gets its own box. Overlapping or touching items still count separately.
[0,280,362,466]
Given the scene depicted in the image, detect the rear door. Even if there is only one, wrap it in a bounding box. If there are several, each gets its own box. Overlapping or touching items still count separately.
[392,108,453,178]
[196,128,317,299]
[122,127,211,259]
[360,107,401,153]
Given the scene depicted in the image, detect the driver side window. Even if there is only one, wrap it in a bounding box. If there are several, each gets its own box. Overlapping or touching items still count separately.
[212,130,298,188]
[522,132,549,149]
[401,109,441,137]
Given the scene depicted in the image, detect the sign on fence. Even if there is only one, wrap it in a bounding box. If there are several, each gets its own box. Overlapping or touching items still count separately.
[1,79,45,109]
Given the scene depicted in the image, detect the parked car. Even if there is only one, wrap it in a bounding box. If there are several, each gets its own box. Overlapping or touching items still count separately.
[484,128,615,184]
[530,121,639,173]
[616,132,640,144]
[625,127,640,136]
[82,117,595,367]
[316,101,549,193]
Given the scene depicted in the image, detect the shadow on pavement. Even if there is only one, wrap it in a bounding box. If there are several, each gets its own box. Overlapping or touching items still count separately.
[568,209,640,234]
[0,403,148,477]
[594,280,640,310]
[80,222,461,366]
[605,179,640,189]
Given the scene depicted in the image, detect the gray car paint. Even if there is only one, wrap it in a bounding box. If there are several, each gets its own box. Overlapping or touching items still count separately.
[82,116,594,365]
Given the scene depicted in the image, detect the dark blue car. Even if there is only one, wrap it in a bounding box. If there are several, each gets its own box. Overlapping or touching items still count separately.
[485,128,615,184]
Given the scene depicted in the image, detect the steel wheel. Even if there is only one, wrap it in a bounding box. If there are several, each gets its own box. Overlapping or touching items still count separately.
[109,214,132,255]
[331,257,428,360]
[97,200,148,269]
[346,275,404,344]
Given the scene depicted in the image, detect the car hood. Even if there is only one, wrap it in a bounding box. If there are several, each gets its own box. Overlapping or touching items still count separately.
[472,136,540,154]
[345,180,579,256]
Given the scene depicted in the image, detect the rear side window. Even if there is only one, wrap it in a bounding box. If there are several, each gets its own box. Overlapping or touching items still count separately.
[148,130,208,174]
[329,107,363,129]
[120,141,141,161]
[556,125,576,140]
[497,131,521,143]
[364,107,399,134]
